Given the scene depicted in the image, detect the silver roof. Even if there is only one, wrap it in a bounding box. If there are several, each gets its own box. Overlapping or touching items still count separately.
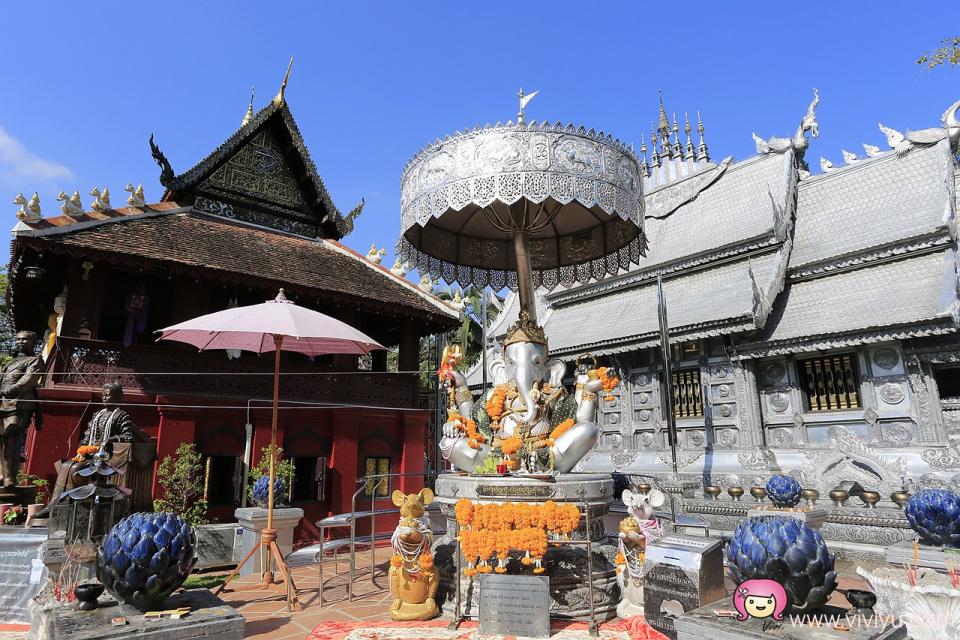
[736,248,959,358]
[791,142,954,272]
[544,248,785,357]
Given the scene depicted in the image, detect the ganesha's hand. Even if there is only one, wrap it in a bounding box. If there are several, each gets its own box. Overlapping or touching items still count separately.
[584,377,604,394]
[442,420,460,439]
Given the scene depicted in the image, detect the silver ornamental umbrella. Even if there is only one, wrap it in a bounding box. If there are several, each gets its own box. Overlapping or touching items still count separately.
[398,91,647,322]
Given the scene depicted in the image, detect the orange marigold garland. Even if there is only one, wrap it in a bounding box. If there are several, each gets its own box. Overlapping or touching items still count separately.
[73,444,100,462]
[598,367,620,402]
[500,436,522,456]
[454,499,580,577]
[550,419,575,442]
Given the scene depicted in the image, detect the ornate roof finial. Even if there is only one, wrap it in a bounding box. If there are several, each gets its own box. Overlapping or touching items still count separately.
[649,123,661,167]
[241,86,255,126]
[684,112,695,159]
[517,87,539,125]
[657,90,670,138]
[697,111,710,162]
[671,113,682,157]
[639,131,649,176]
[273,57,294,106]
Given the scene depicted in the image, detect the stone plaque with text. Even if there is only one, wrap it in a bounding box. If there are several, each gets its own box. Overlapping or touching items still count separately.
[479,573,550,638]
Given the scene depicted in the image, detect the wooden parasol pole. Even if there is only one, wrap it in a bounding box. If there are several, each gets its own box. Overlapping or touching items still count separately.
[262,334,282,582]
[215,332,300,610]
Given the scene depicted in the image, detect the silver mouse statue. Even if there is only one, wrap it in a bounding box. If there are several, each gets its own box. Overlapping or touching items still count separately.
[438,311,611,474]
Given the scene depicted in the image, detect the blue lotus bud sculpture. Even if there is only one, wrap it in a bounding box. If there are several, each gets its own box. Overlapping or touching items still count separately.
[96,512,197,612]
[904,489,960,547]
[252,475,287,508]
[765,475,802,508]
[725,515,837,613]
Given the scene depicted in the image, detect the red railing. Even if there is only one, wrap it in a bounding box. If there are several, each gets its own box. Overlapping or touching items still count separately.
[47,337,418,408]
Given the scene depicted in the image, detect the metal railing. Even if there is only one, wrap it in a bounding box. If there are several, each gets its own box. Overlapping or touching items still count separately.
[316,471,439,605]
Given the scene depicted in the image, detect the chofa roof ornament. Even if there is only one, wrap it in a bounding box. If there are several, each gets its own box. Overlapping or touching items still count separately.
[878,98,960,156]
[752,88,820,156]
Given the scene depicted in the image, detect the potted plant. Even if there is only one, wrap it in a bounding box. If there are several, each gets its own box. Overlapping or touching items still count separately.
[18,472,50,522]
[247,445,295,507]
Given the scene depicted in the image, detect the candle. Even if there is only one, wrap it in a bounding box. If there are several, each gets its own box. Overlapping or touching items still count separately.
[914,538,919,570]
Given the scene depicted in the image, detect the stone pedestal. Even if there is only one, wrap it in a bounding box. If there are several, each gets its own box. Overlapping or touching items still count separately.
[234,507,302,577]
[675,599,905,640]
[884,539,958,571]
[30,588,243,640]
[432,472,620,621]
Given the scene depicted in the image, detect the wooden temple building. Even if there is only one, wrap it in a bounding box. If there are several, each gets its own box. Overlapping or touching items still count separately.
[8,90,459,538]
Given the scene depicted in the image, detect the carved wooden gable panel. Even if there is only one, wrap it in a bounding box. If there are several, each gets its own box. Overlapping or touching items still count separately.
[204,128,307,211]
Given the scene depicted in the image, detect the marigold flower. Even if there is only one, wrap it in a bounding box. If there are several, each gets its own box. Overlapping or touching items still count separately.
[500,436,522,455]
[390,555,404,568]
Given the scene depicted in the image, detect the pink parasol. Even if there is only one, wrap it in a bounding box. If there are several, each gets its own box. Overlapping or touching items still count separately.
[157,289,383,356]
[157,289,384,610]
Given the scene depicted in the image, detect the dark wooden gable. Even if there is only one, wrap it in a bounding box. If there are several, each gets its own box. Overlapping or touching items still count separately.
[151,101,360,240]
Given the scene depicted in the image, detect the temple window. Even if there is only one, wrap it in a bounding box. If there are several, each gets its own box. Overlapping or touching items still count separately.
[291,456,328,501]
[205,455,242,506]
[672,368,704,418]
[363,456,391,497]
[798,353,862,411]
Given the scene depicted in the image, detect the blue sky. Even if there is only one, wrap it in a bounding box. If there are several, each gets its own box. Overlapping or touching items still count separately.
[1,1,957,274]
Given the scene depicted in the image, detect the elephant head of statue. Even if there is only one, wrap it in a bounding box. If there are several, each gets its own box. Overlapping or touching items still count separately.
[490,312,565,424]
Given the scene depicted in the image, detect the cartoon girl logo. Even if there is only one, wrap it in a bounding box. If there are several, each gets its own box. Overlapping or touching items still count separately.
[733,579,788,621]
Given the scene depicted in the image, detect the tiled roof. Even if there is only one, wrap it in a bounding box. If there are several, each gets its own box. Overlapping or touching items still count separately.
[542,249,784,357]
[635,152,791,272]
[738,249,958,356]
[15,208,458,324]
[791,143,953,269]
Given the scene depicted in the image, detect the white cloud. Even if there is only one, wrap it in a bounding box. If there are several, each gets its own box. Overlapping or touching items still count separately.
[0,125,73,187]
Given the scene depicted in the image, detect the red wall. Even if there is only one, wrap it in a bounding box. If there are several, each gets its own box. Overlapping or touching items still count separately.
[25,388,429,543]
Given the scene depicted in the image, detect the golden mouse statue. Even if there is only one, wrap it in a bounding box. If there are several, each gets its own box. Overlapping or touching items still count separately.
[388,488,439,621]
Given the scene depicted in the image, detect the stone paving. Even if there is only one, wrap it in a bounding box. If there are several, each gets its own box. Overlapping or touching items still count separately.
[209,544,884,640]
[213,545,399,639]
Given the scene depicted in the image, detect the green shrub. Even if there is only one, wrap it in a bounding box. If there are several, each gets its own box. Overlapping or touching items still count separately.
[153,443,209,529]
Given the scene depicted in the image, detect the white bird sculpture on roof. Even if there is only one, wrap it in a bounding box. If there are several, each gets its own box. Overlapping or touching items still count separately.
[13,192,41,222]
[125,183,146,207]
[389,257,407,277]
[90,187,111,211]
[841,149,858,164]
[418,274,436,293]
[819,157,835,173]
[365,243,387,264]
[56,190,84,216]
[862,143,882,158]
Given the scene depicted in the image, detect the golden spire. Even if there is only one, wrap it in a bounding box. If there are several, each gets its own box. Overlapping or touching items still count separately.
[241,86,255,126]
[273,57,294,106]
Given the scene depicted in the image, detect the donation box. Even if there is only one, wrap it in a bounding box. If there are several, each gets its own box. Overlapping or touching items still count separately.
[642,534,725,638]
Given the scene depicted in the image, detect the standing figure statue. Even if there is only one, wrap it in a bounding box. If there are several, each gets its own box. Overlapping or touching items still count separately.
[0,331,43,487]
[439,311,610,474]
[40,382,150,515]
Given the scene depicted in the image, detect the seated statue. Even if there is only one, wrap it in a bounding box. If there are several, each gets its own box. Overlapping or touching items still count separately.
[438,311,607,474]
[38,383,153,517]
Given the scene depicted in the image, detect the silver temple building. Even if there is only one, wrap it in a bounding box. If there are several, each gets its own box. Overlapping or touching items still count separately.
[466,92,960,560]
